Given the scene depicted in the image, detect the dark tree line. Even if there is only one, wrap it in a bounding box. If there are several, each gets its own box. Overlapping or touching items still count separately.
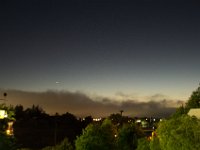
[13,105,92,149]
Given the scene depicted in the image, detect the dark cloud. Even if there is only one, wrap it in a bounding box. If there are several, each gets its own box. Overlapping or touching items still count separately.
[147,94,169,101]
[120,100,177,118]
[1,89,182,118]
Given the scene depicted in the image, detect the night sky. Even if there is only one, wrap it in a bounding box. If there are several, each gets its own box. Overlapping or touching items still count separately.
[0,0,200,117]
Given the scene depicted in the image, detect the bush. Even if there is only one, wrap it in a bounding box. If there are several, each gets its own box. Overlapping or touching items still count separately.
[117,123,142,150]
[149,137,161,150]
[157,115,200,150]
[136,138,150,150]
[75,119,116,150]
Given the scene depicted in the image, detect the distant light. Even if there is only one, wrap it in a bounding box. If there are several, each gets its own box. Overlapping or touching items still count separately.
[93,118,102,121]
[136,119,141,123]
[4,113,8,118]
[6,129,13,136]
[56,82,60,84]
[6,129,11,135]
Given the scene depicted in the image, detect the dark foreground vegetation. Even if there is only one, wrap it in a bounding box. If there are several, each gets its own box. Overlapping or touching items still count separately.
[0,85,200,150]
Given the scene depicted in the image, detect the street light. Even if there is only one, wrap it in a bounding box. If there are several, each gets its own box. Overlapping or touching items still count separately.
[0,92,7,101]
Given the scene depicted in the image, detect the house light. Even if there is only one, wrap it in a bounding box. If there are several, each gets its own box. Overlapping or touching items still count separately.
[6,121,14,136]
[0,110,7,119]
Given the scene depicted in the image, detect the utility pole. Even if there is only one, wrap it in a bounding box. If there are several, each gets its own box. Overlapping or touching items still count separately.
[120,110,124,116]
[119,110,124,126]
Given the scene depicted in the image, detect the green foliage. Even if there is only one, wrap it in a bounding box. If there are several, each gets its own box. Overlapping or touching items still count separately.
[156,115,200,150]
[75,119,116,150]
[100,119,116,149]
[172,85,200,117]
[117,123,142,150]
[185,85,200,113]
[149,137,161,150]
[0,104,16,149]
[0,103,15,121]
[76,118,145,150]
[136,138,150,150]
[0,104,15,136]
[172,105,186,118]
